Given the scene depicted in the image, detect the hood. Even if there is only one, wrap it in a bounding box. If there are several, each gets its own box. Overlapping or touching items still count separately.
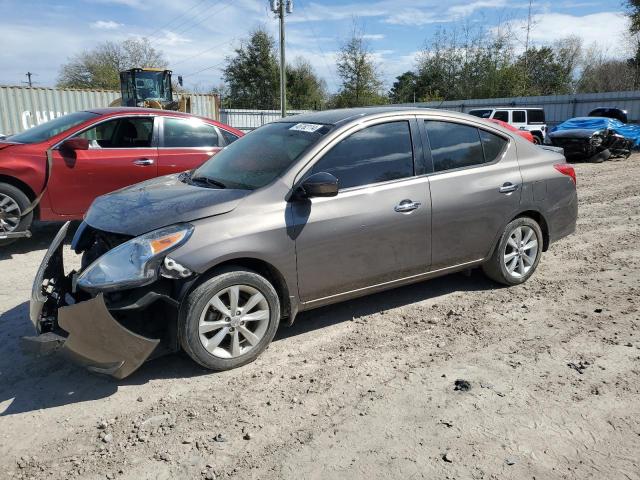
[549,129,598,139]
[84,173,251,236]
[0,141,19,151]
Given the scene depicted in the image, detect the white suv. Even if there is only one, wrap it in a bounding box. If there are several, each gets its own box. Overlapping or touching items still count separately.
[468,108,547,144]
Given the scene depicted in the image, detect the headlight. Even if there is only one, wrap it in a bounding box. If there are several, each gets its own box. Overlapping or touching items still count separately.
[591,130,604,146]
[77,224,193,293]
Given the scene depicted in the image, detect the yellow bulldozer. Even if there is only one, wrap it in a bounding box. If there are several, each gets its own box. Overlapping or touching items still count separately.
[109,68,192,112]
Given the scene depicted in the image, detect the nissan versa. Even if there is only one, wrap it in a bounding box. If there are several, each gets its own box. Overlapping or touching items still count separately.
[29,108,578,379]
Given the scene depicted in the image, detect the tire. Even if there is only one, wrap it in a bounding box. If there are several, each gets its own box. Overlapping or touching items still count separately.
[179,268,281,371]
[482,217,543,286]
[0,182,33,247]
[532,134,543,145]
[587,149,610,163]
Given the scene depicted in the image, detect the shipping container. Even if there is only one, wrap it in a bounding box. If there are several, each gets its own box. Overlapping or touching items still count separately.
[0,85,219,135]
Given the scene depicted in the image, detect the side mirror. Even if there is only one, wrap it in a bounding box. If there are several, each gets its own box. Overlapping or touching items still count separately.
[299,172,338,198]
[61,138,89,151]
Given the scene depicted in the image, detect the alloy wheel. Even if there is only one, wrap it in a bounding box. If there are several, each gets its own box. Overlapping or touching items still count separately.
[198,284,270,359]
[503,225,539,278]
[0,193,21,233]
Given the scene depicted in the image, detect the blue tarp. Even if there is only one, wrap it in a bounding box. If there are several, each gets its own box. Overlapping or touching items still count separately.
[552,117,640,147]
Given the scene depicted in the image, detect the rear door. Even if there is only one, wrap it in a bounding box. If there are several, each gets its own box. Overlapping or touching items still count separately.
[48,115,158,216]
[422,118,522,269]
[292,119,431,303]
[157,116,224,175]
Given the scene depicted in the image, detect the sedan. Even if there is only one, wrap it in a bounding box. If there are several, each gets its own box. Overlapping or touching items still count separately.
[30,107,578,378]
[0,108,243,244]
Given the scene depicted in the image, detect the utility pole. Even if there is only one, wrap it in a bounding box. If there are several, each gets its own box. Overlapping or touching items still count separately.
[270,0,293,118]
[23,72,35,87]
[523,0,533,92]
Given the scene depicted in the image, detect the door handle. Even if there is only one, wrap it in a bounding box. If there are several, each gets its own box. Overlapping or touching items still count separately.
[499,183,519,193]
[133,158,155,166]
[394,200,421,213]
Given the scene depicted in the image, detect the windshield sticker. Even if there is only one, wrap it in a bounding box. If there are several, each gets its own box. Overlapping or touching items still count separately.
[289,123,323,133]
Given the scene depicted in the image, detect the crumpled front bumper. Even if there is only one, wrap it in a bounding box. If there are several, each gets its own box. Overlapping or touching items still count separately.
[29,222,159,379]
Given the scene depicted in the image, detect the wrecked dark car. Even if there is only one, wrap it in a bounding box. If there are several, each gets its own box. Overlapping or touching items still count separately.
[29,107,578,379]
[547,116,638,162]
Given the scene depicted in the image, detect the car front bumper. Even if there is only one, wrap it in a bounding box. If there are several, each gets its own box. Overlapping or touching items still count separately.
[29,222,160,379]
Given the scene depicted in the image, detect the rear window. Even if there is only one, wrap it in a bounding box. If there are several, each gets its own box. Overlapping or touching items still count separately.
[527,109,545,124]
[468,109,492,119]
[479,130,508,163]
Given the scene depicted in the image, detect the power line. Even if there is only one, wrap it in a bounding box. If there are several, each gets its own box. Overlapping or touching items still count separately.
[296,0,339,88]
[157,0,233,43]
[146,0,212,41]
[171,37,237,67]
[182,60,227,78]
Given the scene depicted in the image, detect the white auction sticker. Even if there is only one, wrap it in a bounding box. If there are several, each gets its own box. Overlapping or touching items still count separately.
[289,123,324,133]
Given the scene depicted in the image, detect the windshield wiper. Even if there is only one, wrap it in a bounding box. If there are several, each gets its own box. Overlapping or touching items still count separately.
[190,174,227,189]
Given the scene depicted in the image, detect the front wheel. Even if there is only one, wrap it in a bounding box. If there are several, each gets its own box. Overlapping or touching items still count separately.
[0,183,33,247]
[483,217,543,286]
[179,268,281,371]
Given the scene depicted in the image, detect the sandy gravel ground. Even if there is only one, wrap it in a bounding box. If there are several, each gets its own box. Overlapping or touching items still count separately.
[0,156,639,480]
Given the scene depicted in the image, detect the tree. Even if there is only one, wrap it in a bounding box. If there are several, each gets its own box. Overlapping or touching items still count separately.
[389,71,418,104]
[286,58,326,109]
[332,28,386,107]
[627,0,640,34]
[57,38,166,90]
[222,28,280,109]
[577,45,637,93]
[515,47,569,96]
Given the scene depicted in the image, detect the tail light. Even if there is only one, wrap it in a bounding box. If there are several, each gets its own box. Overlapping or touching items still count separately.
[554,163,576,186]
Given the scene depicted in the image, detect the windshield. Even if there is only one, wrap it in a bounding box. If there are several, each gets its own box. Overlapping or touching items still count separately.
[193,122,332,190]
[7,111,100,144]
[135,71,171,102]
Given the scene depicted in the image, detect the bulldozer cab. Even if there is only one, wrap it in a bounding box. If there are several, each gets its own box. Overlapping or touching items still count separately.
[119,68,173,108]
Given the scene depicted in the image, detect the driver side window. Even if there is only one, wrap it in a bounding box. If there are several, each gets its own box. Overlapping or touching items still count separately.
[75,117,154,149]
[309,121,414,190]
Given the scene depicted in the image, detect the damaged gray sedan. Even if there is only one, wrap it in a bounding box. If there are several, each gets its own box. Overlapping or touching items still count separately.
[29,108,578,379]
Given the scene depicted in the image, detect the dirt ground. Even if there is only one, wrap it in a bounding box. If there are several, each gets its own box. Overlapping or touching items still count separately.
[1,155,639,480]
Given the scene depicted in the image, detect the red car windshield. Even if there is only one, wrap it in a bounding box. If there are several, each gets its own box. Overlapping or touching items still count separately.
[7,111,100,144]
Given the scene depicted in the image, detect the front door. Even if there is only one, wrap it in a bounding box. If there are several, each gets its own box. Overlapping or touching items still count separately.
[292,120,431,303]
[48,116,158,216]
[157,116,224,176]
[422,119,522,269]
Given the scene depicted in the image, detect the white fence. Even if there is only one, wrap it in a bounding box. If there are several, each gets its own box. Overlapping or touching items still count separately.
[220,109,311,131]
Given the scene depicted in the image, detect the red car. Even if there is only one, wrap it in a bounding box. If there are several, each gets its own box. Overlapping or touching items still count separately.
[487,118,535,143]
[0,108,243,243]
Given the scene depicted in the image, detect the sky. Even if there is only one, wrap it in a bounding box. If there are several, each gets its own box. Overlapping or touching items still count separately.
[0,0,631,93]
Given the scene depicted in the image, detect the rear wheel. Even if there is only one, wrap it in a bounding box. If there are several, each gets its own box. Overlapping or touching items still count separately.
[0,183,33,247]
[179,268,281,371]
[532,134,543,145]
[483,217,543,286]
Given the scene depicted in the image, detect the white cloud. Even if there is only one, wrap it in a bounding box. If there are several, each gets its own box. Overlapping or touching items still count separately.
[503,11,629,56]
[90,20,123,30]
[362,34,385,40]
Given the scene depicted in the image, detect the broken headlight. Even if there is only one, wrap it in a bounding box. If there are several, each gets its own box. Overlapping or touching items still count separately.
[591,131,604,147]
[76,224,193,293]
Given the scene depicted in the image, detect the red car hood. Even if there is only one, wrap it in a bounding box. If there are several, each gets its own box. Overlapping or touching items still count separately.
[0,141,20,151]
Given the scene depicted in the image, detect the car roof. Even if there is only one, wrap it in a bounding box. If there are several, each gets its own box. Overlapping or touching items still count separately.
[275,107,477,126]
[469,107,544,111]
